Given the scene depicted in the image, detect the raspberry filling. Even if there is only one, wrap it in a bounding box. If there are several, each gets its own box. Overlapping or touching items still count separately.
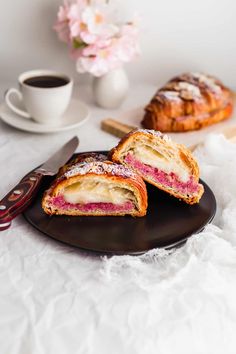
[49,196,134,213]
[125,153,199,194]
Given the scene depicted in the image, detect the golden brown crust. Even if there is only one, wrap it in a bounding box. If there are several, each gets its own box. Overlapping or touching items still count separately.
[142,72,234,132]
[42,153,148,217]
[109,129,204,204]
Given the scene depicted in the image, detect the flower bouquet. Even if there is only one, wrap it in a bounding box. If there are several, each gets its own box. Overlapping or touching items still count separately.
[54,0,140,107]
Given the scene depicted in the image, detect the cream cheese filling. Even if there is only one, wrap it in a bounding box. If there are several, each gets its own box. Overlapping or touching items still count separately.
[63,179,136,205]
[131,144,190,182]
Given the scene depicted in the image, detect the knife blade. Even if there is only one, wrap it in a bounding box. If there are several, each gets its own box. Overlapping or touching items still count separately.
[35,136,79,176]
[0,136,79,231]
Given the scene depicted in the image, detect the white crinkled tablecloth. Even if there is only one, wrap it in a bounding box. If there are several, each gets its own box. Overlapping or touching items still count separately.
[1,84,236,354]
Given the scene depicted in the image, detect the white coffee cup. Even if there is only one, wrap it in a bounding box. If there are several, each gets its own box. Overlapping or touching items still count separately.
[4,70,73,125]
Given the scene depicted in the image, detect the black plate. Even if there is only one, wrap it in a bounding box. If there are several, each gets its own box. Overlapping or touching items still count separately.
[23,151,216,255]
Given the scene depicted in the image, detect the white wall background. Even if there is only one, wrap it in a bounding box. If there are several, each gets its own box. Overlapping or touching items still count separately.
[0,0,236,88]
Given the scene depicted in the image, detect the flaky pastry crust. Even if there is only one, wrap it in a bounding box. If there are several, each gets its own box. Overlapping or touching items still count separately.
[109,129,204,204]
[142,72,234,132]
[42,153,148,217]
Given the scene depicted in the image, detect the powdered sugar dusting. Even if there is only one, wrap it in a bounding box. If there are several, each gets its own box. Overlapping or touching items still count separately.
[192,72,222,94]
[159,90,181,101]
[165,81,202,100]
[65,161,136,179]
[153,72,224,105]
[72,153,107,164]
[134,129,171,142]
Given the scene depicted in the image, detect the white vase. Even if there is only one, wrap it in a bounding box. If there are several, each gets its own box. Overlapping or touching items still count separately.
[92,67,129,109]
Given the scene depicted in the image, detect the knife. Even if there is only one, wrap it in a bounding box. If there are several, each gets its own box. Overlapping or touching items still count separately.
[0,136,79,231]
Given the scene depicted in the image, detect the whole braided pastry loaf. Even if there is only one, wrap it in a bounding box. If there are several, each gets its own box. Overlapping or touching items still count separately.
[142,72,234,132]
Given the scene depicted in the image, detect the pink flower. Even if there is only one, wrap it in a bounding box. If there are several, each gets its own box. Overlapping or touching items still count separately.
[54,2,71,43]
[76,23,140,76]
[54,0,141,76]
[76,52,119,77]
[67,0,87,38]
[76,40,121,76]
[80,6,118,44]
[114,24,140,62]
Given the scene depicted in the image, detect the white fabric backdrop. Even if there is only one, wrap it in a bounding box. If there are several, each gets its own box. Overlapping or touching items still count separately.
[1,130,236,354]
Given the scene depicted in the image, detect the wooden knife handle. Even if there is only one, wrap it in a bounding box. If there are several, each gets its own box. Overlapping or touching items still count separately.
[0,171,43,231]
[101,118,137,138]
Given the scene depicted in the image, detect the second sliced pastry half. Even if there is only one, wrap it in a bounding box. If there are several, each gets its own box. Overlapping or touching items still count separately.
[42,153,148,217]
[110,129,204,204]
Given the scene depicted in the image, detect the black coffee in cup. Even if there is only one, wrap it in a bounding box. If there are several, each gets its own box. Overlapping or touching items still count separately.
[23,75,69,88]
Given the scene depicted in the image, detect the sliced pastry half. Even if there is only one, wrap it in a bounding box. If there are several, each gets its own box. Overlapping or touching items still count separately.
[110,129,204,204]
[42,153,147,217]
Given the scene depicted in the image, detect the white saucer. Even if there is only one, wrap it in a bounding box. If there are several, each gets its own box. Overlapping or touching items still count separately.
[0,98,90,133]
